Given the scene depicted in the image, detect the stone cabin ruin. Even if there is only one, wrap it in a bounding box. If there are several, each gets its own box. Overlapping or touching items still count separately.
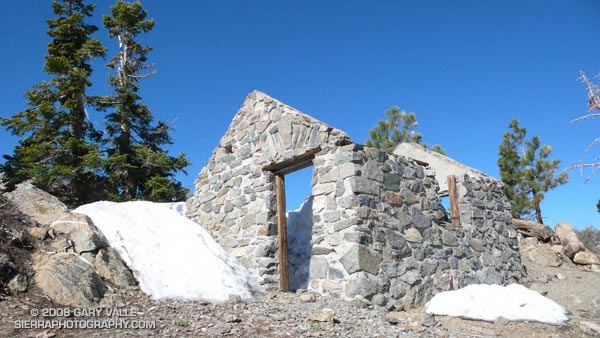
[187,91,525,309]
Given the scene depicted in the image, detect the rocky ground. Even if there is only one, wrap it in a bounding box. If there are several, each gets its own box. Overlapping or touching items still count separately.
[0,275,596,338]
[0,193,599,337]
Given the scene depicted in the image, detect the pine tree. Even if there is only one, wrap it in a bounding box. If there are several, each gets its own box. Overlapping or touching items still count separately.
[0,0,106,205]
[498,119,568,223]
[100,0,189,201]
[365,106,446,154]
[498,120,530,218]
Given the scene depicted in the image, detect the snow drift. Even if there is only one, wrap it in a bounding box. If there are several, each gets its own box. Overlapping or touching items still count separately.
[425,284,568,325]
[75,201,263,303]
[286,198,313,290]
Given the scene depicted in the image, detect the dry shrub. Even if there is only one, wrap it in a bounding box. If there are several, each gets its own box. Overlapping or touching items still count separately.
[576,225,600,254]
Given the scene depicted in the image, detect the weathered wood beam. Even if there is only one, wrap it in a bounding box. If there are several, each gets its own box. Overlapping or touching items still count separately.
[447,175,461,227]
[512,219,555,242]
[263,147,321,175]
[275,174,289,292]
[272,159,313,176]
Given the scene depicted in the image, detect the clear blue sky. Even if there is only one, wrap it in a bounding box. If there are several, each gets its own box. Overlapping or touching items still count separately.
[1,1,600,229]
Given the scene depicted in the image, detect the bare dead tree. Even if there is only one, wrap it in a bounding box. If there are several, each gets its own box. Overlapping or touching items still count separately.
[570,71,600,182]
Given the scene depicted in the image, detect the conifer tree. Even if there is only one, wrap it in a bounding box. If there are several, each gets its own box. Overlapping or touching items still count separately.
[498,119,568,223]
[365,106,446,154]
[0,0,106,205]
[100,0,189,201]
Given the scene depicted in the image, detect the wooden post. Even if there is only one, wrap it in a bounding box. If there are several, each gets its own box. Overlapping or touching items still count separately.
[275,174,289,291]
[447,175,461,227]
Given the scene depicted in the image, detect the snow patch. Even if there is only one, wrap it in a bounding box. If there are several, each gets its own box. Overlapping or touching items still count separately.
[75,201,263,303]
[425,284,568,325]
[286,198,313,290]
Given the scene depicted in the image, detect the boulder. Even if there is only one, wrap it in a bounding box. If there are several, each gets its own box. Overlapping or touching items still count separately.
[573,251,600,265]
[527,246,563,267]
[50,213,108,253]
[520,237,539,250]
[33,253,106,307]
[4,182,68,226]
[93,248,136,288]
[555,222,585,259]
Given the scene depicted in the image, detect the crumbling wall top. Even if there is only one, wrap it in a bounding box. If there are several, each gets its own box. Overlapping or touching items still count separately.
[394,142,493,195]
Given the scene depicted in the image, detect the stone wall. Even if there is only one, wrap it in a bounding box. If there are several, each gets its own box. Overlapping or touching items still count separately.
[306,144,525,309]
[187,91,349,287]
[455,174,525,284]
[188,91,526,308]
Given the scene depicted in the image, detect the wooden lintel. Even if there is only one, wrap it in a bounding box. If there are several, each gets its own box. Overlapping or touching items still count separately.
[275,174,289,291]
[447,175,461,227]
[263,147,321,174]
[272,159,313,176]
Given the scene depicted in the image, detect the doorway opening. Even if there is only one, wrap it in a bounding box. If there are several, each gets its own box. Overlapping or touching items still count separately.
[263,147,320,291]
[285,166,314,291]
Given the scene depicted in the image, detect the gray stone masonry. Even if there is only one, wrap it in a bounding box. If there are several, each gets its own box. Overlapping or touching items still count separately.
[187,91,526,308]
[187,91,350,287]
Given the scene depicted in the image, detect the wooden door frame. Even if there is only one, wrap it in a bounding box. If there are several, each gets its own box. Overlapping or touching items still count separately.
[263,147,320,291]
[275,174,289,291]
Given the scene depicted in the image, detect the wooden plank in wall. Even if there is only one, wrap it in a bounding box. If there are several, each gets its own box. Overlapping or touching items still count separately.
[275,174,289,291]
[447,175,461,227]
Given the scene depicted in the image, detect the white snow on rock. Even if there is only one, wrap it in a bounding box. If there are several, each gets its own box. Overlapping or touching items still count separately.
[425,284,568,325]
[75,201,264,303]
[286,198,313,290]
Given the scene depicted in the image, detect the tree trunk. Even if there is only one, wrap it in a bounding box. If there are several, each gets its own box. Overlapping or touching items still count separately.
[535,203,543,224]
[69,93,87,203]
[532,190,543,224]
[117,34,134,199]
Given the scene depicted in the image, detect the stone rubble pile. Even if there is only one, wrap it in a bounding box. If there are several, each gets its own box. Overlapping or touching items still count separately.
[520,220,600,272]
